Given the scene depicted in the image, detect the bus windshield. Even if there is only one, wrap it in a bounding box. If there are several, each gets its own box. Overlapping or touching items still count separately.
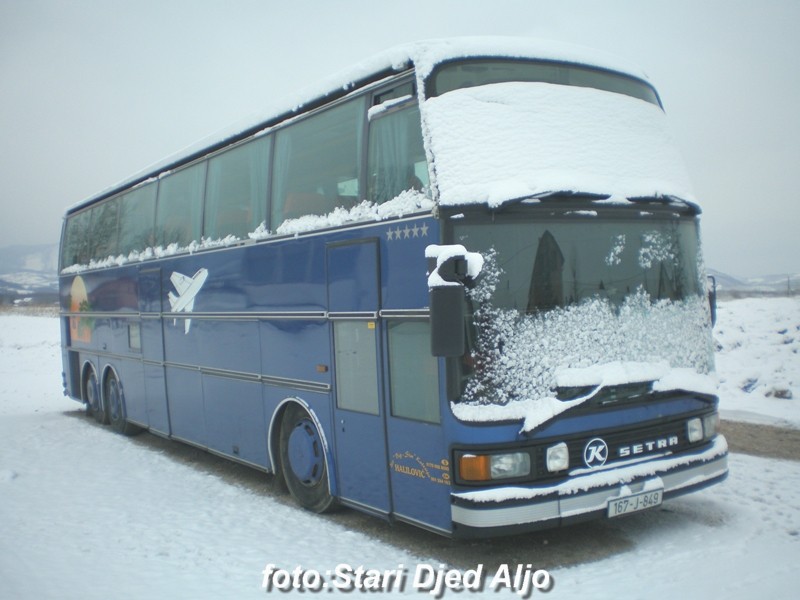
[451,211,713,406]
[429,59,660,106]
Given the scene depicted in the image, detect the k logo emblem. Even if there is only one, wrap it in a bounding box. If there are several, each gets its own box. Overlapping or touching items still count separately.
[583,438,609,468]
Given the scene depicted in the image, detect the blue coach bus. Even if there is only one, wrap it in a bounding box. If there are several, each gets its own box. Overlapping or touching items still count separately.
[59,38,727,537]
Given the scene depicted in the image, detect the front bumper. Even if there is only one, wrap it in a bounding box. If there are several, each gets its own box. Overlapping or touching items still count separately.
[451,435,728,537]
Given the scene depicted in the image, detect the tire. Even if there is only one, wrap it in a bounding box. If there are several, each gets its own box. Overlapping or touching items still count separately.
[85,368,108,425]
[104,371,141,436]
[279,404,336,513]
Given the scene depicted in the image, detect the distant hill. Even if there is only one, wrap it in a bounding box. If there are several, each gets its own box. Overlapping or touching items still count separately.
[0,244,59,303]
[708,268,799,297]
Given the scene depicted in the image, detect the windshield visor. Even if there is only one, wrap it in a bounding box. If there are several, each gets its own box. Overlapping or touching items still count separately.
[429,59,660,106]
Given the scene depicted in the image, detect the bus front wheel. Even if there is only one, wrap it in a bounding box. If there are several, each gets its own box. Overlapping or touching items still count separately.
[279,404,336,513]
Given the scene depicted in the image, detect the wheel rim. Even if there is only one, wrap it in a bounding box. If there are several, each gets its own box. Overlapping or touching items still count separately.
[86,373,100,412]
[107,378,121,422]
[286,418,324,486]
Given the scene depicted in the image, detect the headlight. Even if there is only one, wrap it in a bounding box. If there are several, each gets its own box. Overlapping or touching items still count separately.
[687,417,704,443]
[458,452,531,481]
[546,442,569,472]
[702,412,720,440]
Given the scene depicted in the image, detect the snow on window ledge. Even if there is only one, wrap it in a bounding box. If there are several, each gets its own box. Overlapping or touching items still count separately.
[60,191,434,274]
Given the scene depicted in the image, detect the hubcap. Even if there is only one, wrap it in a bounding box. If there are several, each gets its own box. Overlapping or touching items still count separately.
[87,376,100,412]
[108,380,120,421]
[287,418,323,486]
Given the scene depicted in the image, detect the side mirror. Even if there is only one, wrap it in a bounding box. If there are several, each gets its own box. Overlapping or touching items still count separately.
[426,245,482,357]
[430,284,465,357]
[707,275,717,327]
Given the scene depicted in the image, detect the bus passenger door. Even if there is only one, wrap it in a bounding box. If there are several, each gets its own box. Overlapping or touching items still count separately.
[327,239,391,515]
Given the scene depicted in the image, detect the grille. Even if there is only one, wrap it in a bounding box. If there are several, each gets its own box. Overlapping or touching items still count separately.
[533,415,701,478]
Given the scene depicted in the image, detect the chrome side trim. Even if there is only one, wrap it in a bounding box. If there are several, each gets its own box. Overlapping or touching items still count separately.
[379,309,429,319]
[63,307,430,321]
[61,311,140,319]
[260,375,330,393]
[203,367,261,383]
[328,311,378,320]
[66,347,330,393]
[166,311,328,321]
[62,310,330,321]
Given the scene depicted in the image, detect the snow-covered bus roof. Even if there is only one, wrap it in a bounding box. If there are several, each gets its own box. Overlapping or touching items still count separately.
[70,37,676,214]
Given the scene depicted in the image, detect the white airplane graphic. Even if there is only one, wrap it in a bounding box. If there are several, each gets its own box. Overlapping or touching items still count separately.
[168,268,209,334]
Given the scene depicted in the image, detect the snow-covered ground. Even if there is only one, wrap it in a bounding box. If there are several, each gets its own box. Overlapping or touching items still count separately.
[715,296,800,428]
[0,297,798,599]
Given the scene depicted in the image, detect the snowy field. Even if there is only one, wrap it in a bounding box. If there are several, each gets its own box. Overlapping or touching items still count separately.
[714,297,800,427]
[0,297,798,599]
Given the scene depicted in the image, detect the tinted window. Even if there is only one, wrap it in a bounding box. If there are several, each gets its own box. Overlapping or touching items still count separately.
[388,321,440,423]
[88,199,120,260]
[118,183,157,255]
[156,162,206,246]
[334,320,379,415]
[368,103,429,204]
[62,209,92,268]
[204,136,270,239]
[452,213,711,406]
[271,98,365,229]
[454,214,702,310]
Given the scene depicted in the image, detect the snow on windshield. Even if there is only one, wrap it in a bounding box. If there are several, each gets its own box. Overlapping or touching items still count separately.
[421,81,694,207]
[453,253,715,431]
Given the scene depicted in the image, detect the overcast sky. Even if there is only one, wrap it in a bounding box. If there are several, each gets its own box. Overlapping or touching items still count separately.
[1,0,798,277]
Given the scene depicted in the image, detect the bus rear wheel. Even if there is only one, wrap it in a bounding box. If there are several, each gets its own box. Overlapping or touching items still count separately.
[85,369,107,425]
[104,371,140,436]
[279,404,336,513]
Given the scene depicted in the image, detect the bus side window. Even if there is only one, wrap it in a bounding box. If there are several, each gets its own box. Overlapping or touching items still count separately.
[271,97,365,230]
[88,198,120,261]
[62,209,92,269]
[368,103,429,205]
[204,136,269,240]
[387,321,440,424]
[118,182,157,256]
[155,162,206,247]
[282,191,329,221]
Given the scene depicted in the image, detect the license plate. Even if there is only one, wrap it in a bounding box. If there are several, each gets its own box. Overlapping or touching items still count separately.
[607,489,663,517]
